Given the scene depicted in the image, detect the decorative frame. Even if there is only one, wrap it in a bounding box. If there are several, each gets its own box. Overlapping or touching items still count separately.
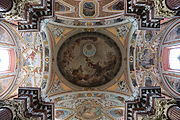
[79,0,99,18]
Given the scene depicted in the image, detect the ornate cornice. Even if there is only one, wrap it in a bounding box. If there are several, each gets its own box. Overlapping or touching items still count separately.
[124,0,163,30]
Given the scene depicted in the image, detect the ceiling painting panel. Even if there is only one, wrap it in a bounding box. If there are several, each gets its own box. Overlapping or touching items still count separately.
[54,0,129,28]
[128,28,164,91]
[57,32,122,87]
[55,0,124,18]
[51,91,128,120]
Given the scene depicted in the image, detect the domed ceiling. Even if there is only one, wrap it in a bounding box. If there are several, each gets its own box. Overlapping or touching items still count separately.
[57,32,122,87]
[45,21,131,119]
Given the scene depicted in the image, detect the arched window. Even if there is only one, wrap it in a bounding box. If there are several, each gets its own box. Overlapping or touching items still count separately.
[0,48,15,73]
[161,20,180,98]
[169,46,180,70]
[0,23,16,97]
[163,45,180,72]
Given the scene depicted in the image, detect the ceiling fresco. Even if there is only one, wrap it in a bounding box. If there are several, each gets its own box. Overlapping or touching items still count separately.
[0,22,51,99]
[51,91,127,120]
[128,29,160,88]
[55,0,124,18]
[53,0,127,28]
[0,0,180,120]
[57,32,122,87]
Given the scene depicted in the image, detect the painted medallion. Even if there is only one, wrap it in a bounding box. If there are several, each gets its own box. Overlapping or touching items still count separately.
[75,101,102,120]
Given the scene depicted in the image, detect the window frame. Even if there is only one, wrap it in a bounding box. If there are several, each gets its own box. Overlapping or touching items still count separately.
[162,45,180,72]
